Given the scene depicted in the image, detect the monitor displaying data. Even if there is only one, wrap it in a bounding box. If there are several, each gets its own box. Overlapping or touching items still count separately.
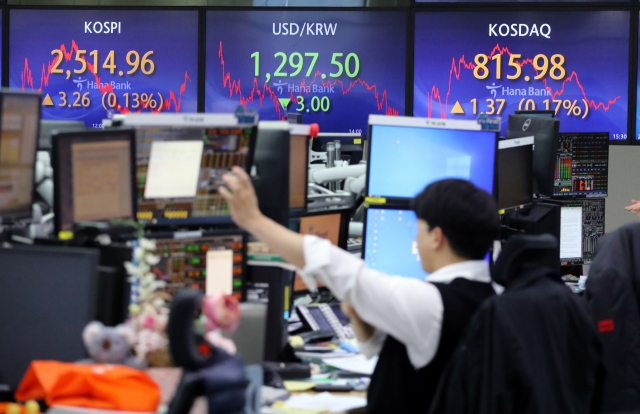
[205,10,406,133]
[9,9,198,128]
[368,122,496,199]
[53,130,135,232]
[135,126,256,226]
[560,199,605,265]
[364,208,426,280]
[413,11,630,140]
[150,234,245,300]
[554,133,608,197]
[0,93,40,219]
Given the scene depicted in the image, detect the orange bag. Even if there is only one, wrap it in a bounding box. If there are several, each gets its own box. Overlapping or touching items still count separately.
[15,361,160,412]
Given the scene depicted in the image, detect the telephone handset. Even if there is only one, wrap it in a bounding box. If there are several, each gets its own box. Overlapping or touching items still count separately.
[296,303,354,341]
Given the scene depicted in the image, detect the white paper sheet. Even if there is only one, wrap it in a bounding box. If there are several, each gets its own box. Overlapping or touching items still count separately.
[284,392,366,413]
[560,207,583,259]
[322,354,378,375]
[206,249,233,295]
[144,140,203,199]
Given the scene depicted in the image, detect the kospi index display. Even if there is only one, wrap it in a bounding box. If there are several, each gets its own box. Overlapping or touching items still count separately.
[205,11,406,133]
[9,10,198,128]
[414,11,630,140]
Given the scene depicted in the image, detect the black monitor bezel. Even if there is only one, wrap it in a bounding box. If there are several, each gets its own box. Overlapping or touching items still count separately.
[514,110,556,118]
[289,132,310,214]
[52,128,137,235]
[0,90,41,221]
[506,114,561,198]
[497,137,534,210]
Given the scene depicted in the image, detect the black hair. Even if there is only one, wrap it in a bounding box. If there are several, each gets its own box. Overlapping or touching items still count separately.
[412,179,499,260]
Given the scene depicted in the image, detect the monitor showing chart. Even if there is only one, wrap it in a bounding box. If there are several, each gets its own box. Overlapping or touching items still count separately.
[553,133,608,197]
[134,125,256,226]
[150,233,245,300]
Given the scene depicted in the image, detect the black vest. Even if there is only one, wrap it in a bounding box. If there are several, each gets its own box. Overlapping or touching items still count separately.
[366,278,495,414]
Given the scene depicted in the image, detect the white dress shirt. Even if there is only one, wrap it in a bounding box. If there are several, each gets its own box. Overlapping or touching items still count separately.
[298,235,492,369]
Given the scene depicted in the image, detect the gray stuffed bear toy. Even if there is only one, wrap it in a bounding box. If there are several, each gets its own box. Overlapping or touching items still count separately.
[81,321,142,368]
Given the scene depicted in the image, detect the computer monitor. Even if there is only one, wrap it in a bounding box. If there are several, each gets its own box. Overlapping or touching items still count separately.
[0,91,41,220]
[497,137,533,210]
[52,129,136,233]
[514,110,555,118]
[506,115,560,198]
[122,114,257,227]
[38,120,84,151]
[290,209,349,292]
[553,133,609,198]
[289,124,310,211]
[363,206,426,280]
[149,231,246,300]
[560,199,605,265]
[367,115,497,201]
[253,122,290,226]
[316,132,364,165]
[0,244,99,390]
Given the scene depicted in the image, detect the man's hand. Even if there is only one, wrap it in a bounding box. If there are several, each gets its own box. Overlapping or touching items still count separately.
[341,302,376,343]
[219,166,264,232]
[625,199,640,218]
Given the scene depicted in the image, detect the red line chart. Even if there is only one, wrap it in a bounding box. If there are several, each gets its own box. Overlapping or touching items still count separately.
[20,40,191,113]
[422,43,621,119]
[217,41,399,118]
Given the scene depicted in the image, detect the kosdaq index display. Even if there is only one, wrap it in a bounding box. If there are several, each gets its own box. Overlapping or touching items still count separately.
[9,9,199,128]
[413,11,630,140]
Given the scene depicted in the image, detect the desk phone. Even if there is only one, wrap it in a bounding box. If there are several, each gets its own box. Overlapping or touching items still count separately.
[296,303,355,341]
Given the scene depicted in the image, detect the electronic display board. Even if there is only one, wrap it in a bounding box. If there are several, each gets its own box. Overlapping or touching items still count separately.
[205,10,407,133]
[9,9,199,128]
[414,11,629,140]
[416,0,624,2]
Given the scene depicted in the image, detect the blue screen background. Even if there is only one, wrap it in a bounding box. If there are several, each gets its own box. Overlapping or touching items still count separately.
[368,125,496,198]
[364,208,428,280]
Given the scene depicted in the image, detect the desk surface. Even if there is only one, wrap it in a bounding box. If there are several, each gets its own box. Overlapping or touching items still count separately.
[147,368,367,414]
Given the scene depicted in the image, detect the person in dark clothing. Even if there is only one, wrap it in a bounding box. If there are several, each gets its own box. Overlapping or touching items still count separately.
[218,168,500,413]
[429,237,603,414]
[586,222,640,413]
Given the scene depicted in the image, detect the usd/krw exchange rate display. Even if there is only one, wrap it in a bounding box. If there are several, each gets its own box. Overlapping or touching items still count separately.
[9,9,199,128]
[413,11,630,140]
[205,10,407,133]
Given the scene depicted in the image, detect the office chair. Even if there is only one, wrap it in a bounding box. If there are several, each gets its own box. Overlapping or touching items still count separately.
[492,234,558,287]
